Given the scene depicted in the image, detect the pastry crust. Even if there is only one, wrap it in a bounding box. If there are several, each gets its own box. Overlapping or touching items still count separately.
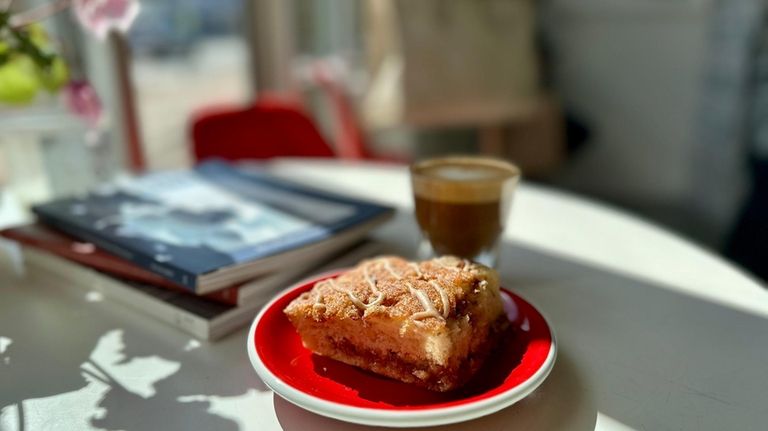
[284,256,507,391]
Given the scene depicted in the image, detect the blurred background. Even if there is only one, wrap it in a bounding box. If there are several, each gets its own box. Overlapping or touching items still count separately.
[1,0,766,281]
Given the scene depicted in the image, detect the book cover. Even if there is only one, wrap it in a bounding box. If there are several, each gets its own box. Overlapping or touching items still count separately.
[32,160,394,292]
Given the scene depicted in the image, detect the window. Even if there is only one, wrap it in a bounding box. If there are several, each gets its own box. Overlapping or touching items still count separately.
[127,0,252,169]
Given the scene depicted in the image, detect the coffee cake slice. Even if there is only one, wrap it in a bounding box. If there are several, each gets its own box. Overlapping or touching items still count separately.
[283,256,507,392]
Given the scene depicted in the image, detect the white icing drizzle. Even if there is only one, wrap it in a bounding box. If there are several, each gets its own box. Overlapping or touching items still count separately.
[462,259,473,271]
[408,262,423,278]
[310,287,327,314]
[362,263,385,307]
[380,259,402,280]
[324,279,367,310]
[341,289,368,309]
[312,298,327,312]
[317,268,384,311]
[408,282,443,322]
[429,280,451,318]
[363,264,377,290]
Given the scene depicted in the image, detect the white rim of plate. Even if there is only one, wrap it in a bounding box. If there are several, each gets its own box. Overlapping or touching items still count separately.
[247,283,558,428]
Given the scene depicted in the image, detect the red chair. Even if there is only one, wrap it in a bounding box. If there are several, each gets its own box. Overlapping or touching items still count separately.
[190,58,396,163]
[191,96,337,162]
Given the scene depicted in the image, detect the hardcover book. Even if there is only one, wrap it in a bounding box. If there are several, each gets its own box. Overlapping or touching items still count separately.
[21,240,387,340]
[32,160,394,293]
[0,223,341,306]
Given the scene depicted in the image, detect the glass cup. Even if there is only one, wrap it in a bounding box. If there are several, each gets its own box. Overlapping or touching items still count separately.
[410,156,520,268]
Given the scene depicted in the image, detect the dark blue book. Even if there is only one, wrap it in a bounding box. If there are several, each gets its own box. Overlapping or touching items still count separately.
[32,160,394,293]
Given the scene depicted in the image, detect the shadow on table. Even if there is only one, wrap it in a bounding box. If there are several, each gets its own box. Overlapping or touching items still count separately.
[0,273,268,431]
[89,362,240,431]
[84,325,271,431]
[272,240,768,430]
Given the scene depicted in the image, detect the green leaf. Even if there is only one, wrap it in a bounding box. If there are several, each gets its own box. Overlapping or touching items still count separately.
[0,41,8,65]
[10,26,54,70]
[38,56,68,92]
[27,24,52,52]
[0,55,40,105]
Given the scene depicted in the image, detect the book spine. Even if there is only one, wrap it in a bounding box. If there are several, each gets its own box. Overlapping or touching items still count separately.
[34,212,200,292]
[22,248,211,340]
[205,287,240,305]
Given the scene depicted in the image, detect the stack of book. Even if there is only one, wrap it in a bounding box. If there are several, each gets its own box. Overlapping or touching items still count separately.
[1,161,394,340]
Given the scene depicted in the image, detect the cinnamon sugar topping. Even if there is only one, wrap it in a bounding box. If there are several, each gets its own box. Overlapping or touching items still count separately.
[283,255,504,392]
[381,259,403,280]
[299,256,497,327]
[315,265,384,311]
[408,262,423,278]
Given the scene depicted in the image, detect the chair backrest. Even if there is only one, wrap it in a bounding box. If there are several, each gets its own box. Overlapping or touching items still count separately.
[191,98,336,162]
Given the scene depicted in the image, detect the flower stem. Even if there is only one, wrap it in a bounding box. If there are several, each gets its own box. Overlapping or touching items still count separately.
[10,0,71,28]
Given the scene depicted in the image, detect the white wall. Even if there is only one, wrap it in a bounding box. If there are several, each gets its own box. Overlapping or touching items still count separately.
[544,0,715,204]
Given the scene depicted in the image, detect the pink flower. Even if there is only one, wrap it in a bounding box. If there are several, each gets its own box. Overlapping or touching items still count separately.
[63,80,103,129]
[72,0,140,40]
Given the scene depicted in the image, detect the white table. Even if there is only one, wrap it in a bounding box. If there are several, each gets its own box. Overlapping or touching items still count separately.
[1,159,767,431]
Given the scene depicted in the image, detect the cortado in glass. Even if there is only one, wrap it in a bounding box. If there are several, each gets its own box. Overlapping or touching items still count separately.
[410,156,520,268]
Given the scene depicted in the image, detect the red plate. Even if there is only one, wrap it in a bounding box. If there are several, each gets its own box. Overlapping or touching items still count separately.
[247,271,556,427]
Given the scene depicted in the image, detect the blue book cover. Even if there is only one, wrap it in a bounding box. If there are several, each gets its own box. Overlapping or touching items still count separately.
[32,160,394,292]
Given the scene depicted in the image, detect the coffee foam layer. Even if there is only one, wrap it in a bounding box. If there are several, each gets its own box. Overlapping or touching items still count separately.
[420,165,511,182]
[411,158,519,203]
